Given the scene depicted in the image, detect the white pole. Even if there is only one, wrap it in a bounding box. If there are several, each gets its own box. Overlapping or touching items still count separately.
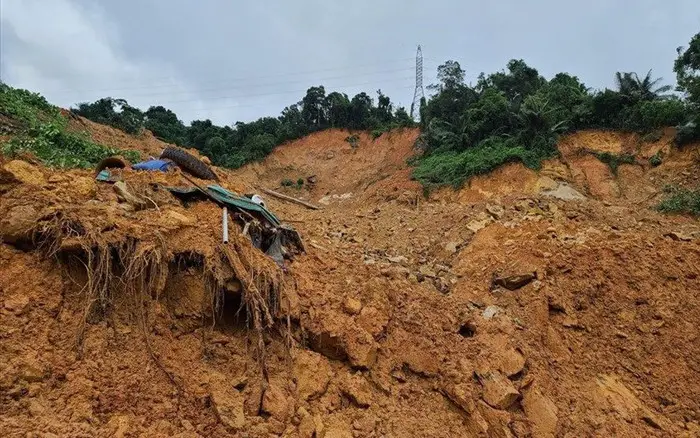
[222,207,229,243]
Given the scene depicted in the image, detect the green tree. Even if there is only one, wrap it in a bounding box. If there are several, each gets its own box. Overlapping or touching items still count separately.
[301,86,327,130]
[614,70,672,103]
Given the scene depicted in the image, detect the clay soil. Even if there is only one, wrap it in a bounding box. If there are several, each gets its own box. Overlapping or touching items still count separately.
[1,125,700,438]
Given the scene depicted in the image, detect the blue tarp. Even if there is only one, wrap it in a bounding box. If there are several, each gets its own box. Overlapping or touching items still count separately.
[132,159,175,172]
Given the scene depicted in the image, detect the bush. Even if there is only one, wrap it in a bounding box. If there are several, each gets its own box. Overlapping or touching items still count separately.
[649,152,663,167]
[345,134,360,148]
[281,178,294,187]
[675,117,700,146]
[657,186,700,216]
[0,84,139,168]
[413,136,555,188]
[296,178,304,187]
[621,99,687,132]
[594,152,636,174]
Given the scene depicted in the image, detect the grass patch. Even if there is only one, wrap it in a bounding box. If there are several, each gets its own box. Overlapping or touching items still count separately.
[594,152,636,175]
[657,186,700,216]
[345,134,360,148]
[412,137,555,188]
[0,83,139,168]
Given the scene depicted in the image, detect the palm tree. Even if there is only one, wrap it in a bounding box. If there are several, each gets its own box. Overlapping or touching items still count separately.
[615,70,673,102]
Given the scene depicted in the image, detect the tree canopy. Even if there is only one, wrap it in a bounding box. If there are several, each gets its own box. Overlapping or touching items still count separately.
[71,87,415,168]
[70,31,700,186]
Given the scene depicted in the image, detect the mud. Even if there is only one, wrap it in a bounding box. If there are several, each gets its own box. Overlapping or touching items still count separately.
[1,125,700,437]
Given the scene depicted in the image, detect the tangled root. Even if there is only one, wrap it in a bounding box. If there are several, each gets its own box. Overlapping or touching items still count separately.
[31,211,284,365]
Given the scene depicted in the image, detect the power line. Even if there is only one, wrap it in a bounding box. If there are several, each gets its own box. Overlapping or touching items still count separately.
[61,76,418,106]
[46,57,427,94]
[176,85,418,114]
[54,65,436,99]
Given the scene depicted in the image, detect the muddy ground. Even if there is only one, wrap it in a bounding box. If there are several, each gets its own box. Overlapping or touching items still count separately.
[1,124,700,437]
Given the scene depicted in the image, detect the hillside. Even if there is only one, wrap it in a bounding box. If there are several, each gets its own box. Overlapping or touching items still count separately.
[2,109,700,438]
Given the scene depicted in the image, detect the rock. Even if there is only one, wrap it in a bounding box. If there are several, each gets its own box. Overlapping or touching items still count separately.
[107,415,131,438]
[467,216,494,233]
[486,204,505,220]
[444,383,476,414]
[324,422,354,438]
[419,265,437,278]
[352,416,377,433]
[492,272,537,290]
[340,374,373,408]
[482,305,502,320]
[1,160,46,186]
[542,183,586,201]
[27,399,46,417]
[113,181,148,210]
[380,266,410,280]
[522,388,559,438]
[298,411,316,438]
[18,357,47,383]
[345,328,378,369]
[201,156,212,165]
[262,384,291,421]
[343,297,362,315]
[664,231,693,242]
[166,210,196,227]
[0,205,39,244]
[480,371,520,410]
[357,306,389,339]
[210,387,245,431]
[71,176,96,197]
[387,255,408,264]
[497,348,526,378]
[294,350,332,401]
[4,294,31,315]
[444,241,460,253]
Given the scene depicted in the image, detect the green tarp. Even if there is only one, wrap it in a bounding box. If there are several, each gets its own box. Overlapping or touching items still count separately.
[166,184,281,227]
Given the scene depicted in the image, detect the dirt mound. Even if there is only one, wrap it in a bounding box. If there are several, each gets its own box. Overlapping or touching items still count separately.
[2,124,700,437]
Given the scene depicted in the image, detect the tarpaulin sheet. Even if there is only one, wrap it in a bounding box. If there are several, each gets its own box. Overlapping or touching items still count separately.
[165,185,281,227]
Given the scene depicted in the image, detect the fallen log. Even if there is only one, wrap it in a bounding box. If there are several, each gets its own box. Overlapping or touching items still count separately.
[261,188,321,210]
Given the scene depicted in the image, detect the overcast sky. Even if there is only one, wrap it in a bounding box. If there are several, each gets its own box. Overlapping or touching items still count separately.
[1,0,699,125]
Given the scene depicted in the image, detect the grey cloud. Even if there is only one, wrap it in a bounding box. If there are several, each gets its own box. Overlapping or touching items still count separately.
[2,0,699,125]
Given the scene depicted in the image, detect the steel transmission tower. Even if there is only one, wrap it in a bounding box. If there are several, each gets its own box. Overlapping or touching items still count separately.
[410,45,425,121]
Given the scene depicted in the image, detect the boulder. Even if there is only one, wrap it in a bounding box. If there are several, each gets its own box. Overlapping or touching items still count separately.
[261,383,291,421]
[210,387,245,431]
[0,205,39,244]
[497,348,526,378]
[345,328,378,369]
[294,350,332,401]
[343,297,362,315]
[340,374,373,408]
[1,160,46,186]
[481,371,520,410]
[522,388,559,438]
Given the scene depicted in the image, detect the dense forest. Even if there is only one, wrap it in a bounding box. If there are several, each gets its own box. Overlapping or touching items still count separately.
[414,31,700,186]
[71,88,415,168]
[8,31,699,187]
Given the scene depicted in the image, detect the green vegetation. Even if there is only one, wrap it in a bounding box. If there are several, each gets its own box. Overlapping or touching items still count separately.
[0,83,139,168]
[72,87,415,169]
[414,31,700,187]
[594,152,636,174]
[345,134,360,148]
[3,30,700,184]
[649,152,663,167]
[674,32,700,146]
[281,178,294,187]
[657,186,700,216]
